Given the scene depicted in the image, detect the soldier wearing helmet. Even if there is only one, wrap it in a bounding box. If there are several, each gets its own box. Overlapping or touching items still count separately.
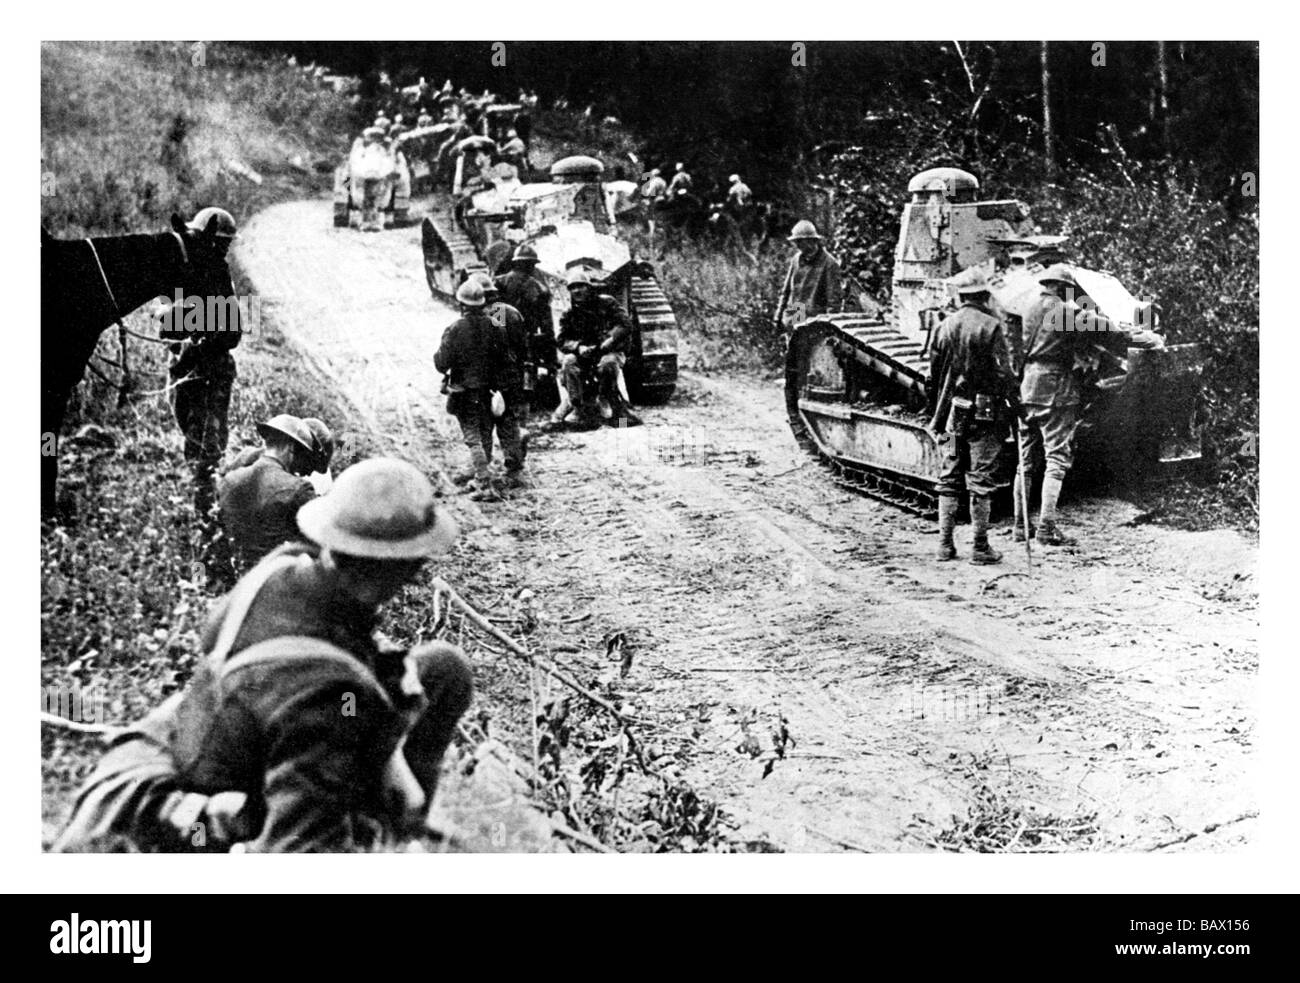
[774,220,843,327]
[434,278,512,500]
[726,173,753,212]
[928,274,1022,565]
[495,243,555,388]
[472,272,529,489]
[1015,264,1164,546]
[216,413,319,571]
[499,127,528,173]
[161,206,244,524]
[54,458,473,854]
[666,161,693,199]
[550,268,639,429]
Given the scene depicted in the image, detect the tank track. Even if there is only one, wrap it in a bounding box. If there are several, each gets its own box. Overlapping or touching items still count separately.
[421,198,487,300]
[785,314,939,518]
[628,276,678,404]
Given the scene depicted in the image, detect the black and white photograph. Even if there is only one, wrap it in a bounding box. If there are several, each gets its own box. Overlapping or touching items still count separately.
[25,21,1277,910]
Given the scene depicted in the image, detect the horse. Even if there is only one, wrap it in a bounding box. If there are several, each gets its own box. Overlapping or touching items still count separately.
[41,212,240,514]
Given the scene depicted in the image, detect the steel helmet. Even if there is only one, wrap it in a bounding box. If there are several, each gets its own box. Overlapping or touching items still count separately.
[362,126,384,141]
[566,267,591,287]
[297,458,458,559]
[302,417,335,471]
[512,243,539,265]
[456,279,486,307]
[255,413,314,453]
[788,220,822,241]
[471,271,498,297]
[729,174,740,183]
[956,272,992,296]
[187,206,238,239]
[1039,263,1078,289]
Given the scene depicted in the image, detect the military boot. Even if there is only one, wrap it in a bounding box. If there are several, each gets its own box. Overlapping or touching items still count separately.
[935,495,958,562]
[1035,474,1076,546]
[970,495,1002,565]
[1035,520,1077,546]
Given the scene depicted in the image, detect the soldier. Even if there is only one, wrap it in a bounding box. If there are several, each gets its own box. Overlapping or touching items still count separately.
[774,220,843,327]
[666,161,693,199]
[221,416,335,490]
[550,268,640,429]
[929,275,1022,565]
[495,243,555,392]
[473,273,529,489]
[434,279,510,501]
[499,128,528,173]
[217,414,317,570]
[1015,265,1164,545]
[53,458,472,853]
[160,207,242,525]
[640,167,667,204]
[639,168,668,235]
[726,173,753,212]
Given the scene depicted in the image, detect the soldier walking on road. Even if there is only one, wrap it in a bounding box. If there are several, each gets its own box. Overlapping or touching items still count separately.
[473,273,529,489]
[434,279,511,501]
[1015,265,1164,546]
[929,275,1022,565]
[495,243,555,394]
[54,458,472,854]
[774,220,843,327]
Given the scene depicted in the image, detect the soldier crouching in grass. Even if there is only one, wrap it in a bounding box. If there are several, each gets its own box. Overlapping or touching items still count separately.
[928,275,1023,565]
[53,458,474,853]
[216,414,319,573]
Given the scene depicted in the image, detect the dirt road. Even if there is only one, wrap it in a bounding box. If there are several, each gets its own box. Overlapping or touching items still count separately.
[236,199,1258,852]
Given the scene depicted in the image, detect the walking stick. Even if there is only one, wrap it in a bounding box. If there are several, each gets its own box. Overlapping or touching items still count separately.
[1015,426,1033,571]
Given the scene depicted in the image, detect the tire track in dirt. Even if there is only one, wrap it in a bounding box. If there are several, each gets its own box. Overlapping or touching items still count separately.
[236,199,1258,852]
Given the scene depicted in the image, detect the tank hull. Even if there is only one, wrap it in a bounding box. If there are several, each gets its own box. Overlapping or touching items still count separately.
[785,313,1203,515]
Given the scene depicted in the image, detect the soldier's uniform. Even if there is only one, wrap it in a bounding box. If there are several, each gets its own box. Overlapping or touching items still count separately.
[777,242,843,324]
[484,293,528,482]
[665,167,693,199]
[54,460,470,853]
[434,287,510,490]
[217,455,316,569]
[929,282,1020,563]
[1016,265,1163,544]
[496,263,554,379]
[162,258,242,522]
[554,283,635,425]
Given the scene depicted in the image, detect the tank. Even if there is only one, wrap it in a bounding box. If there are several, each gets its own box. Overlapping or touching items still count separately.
[784,167,1204,515]
[421,153,678,404]
[332,135,412,230]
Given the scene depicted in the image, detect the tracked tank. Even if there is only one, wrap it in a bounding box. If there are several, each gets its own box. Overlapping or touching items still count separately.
[421,154,678,404]
[785,167,1204,515]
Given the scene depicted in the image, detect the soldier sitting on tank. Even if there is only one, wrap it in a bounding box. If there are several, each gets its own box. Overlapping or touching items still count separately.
[495,243,556,399]
[929,275,1023,565]
[1014,265,1164,546]
[774,220,844,327]
[434,279,513,501]
[548,268,641,430]
[53,458,472,854]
